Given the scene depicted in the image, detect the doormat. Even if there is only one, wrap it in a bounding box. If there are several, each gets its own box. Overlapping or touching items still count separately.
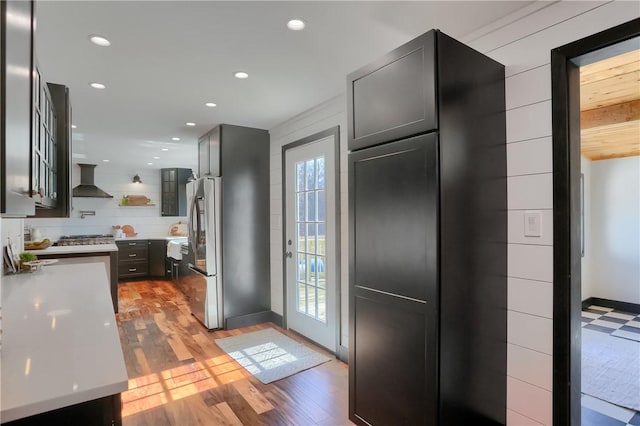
[582,328,640,411]
[215,328,331,384]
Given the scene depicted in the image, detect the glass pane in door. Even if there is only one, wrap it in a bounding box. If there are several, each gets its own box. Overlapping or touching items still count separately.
[295,156,327,323]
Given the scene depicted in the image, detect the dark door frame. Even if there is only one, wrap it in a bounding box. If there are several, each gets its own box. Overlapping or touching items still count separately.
[551,17,640,426]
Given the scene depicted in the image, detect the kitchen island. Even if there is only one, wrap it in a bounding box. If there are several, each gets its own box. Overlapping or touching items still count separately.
[1,263,128,425]
[25,243,119,312]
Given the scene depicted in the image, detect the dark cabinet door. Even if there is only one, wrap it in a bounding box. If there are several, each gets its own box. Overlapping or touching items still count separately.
[198,135,209,178]
[161,168,191,216]
[161,168,178,216]
[1,0,35,216]
[351,290,434,425]
[197,127,220,177]
[347,31,436,152]
[349,133,438,426]
[148,240,167,277]
[35,83,72,217]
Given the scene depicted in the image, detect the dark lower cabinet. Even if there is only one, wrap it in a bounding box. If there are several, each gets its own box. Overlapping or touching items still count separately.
[2,394,121,426]
[116,240,148,279]
[117,239,171,280]
[148,239,167,277]
[352,292,433,425]
[348,29,506,425]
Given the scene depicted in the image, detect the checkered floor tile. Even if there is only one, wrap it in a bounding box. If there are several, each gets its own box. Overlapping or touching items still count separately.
[582,305,640,342]
[581,305,640,425]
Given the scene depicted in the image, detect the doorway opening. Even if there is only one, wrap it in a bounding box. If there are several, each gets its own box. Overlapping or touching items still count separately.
[281,127,341,352]
[551,19,640,426]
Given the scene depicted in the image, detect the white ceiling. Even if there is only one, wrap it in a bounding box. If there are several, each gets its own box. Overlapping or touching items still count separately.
[35,1,534,172]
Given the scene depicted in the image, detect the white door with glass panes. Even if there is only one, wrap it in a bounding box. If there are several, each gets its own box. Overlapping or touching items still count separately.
[285,135,336,350]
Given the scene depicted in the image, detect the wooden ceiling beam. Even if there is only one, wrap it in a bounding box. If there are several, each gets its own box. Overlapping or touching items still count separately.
[581,99,640,129]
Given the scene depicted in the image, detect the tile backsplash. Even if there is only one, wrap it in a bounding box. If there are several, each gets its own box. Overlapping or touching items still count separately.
[25,164,190,240]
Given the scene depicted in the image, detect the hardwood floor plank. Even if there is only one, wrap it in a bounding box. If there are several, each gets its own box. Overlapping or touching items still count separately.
[167,334,193,361]
[133,347,152,376]
[117,280,351,426]
[232,379,275,414]
[214,402,244,426]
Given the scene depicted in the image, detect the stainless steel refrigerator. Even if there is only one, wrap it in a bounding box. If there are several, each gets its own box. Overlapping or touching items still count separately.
[185,176,223,329]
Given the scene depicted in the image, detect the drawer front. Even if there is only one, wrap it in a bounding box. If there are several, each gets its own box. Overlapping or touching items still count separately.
[119,246,148,261]
[118,260,148,278]
[347,31,436,151]
[116,240,148,250]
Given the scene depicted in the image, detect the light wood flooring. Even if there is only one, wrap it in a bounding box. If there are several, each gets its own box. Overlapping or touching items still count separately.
[116,280,351,426]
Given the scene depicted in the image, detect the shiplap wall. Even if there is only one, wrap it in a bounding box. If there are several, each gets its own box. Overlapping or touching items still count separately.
[466,1,639,424]
[24,164,188,239]
[268,2,639,425]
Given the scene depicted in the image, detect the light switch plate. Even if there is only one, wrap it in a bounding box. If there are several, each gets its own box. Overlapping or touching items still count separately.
[524,211,542,237]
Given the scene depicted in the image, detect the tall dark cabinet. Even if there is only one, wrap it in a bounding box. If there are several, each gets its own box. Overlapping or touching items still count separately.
[348,30,507,425]
[197,124,271,328]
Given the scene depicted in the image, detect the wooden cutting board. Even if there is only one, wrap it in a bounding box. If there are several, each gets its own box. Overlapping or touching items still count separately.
[121,224,137,237]
[170,222,188,236]
[125,195,151,206]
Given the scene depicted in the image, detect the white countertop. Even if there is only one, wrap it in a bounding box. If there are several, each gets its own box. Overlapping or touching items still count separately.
[25,243,119,256]
[115,235,187,241]
[1,263,128,422]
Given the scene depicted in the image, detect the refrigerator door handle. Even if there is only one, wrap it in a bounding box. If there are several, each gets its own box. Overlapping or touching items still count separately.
[189,195,200,255]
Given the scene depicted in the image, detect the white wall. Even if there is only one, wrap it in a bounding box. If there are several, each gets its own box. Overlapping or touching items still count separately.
[267,2,640,425]
[25,163,188,240]
[589,157,640,304]
[581,156,594,301]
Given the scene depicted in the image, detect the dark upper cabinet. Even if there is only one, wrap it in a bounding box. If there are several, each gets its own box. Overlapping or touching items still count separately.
[198,126,220,177]
[30,79,72,218]
[1,0,36,217]
[347,31,436,151]
[161,168,191,216]
[31,61,57,209]
[348,30,506,426]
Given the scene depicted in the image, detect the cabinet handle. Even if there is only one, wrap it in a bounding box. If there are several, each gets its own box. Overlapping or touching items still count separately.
[128,268,137,272]
[128,243,137,246]
[129,253,137,257]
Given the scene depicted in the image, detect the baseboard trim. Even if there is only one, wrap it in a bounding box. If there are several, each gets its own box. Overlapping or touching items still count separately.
[225,310,282,330]
[269,311,284,327]
[582,297,640,314]
[336,345,349,363]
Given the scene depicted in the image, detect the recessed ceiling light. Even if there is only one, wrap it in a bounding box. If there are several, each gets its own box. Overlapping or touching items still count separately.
[153,156,160,160]
[102,159,110,162]
[147,162,153,166]
[90,82,106,89]
[162,148,169,151]
[171,137,180,141]
[205,102,217,108]
[185,122,196,126]
[287,19,306,31]
[89,35,111,47]
[234,71,249,79]
[71,125,77,129]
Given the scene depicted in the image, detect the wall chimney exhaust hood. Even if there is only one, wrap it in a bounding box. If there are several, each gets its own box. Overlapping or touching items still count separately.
[72,164,114,198]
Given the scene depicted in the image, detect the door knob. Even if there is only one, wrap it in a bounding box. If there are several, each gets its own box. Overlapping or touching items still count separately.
[285,251,293,259]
